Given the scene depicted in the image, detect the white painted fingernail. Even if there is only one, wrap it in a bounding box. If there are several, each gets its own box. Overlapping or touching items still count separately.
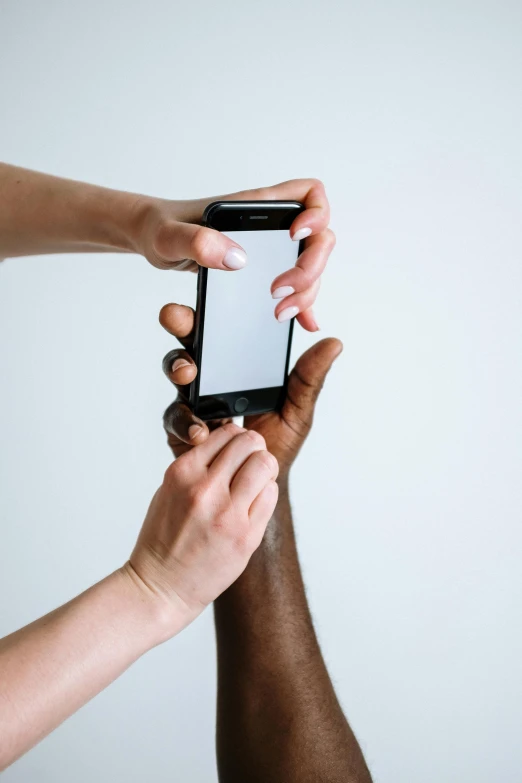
[223,247,247,269]
[292,227,312,241]
[272,285,295,300]
[277,306,299,322]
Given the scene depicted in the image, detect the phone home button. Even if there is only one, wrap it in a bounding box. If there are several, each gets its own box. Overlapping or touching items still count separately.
[234,397,249,414]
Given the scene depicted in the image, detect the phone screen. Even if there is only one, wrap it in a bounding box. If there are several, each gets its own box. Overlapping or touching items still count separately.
[198,229,298,396]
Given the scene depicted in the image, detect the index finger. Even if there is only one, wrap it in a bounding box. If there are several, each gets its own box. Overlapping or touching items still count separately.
[236,178,330,240]
[181,179,330,239]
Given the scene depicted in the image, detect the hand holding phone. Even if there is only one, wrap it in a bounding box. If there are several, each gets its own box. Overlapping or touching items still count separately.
[160,185,335,442]
[188,201,305,420]
[160,301,343,479]
[146,179,333,333]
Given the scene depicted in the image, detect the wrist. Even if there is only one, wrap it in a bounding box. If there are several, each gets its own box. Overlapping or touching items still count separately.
[117,561,195,646]
[84,187,154,255]
[121,194,183,259]
[276,474,290,499]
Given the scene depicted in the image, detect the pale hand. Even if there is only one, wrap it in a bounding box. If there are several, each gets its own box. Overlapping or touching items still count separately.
[126,424,279,630]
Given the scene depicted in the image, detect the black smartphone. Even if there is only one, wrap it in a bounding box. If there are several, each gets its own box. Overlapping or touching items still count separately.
[188,200,305,420]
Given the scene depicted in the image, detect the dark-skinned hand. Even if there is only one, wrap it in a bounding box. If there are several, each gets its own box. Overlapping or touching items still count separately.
[160,303,342,480]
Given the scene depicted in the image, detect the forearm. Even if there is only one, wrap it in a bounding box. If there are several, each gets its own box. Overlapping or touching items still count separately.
[214,481,372,783]
[0,163,148,260]
[0,565,174,770]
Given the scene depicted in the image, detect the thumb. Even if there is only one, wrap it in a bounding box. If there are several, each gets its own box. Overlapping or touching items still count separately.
[152,220,247,271]
[282,338,343,429]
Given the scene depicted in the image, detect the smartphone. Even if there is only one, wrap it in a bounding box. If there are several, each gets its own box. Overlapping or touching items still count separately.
[188,200,305,420]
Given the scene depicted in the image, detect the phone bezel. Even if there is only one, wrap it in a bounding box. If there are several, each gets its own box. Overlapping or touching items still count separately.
[188,200,305,420]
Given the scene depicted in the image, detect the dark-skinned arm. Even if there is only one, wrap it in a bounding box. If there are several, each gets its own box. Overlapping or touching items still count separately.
[214,487,370,782]
[161,305,372,783]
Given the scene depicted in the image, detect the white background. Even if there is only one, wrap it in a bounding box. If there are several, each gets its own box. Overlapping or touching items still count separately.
[200,230,294,395]
[1,1,521,781]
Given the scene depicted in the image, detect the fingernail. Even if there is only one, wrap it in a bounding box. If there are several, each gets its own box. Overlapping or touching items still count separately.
[188,424,203,441]
[292,227,312,241]
[172,358,191,373]
[277,306,299,323]
[272,285,295,300]
[223,247,247,270]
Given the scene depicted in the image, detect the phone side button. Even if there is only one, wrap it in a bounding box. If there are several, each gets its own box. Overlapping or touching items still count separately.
[234,397,249,414]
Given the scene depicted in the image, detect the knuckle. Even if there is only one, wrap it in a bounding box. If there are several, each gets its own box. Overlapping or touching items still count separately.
[304,282,320,307]
[211,508,237,537]
[187,478,213,509]
[308,177,324,191]
[227,513,252,548]
[211,518,230,537]
[222,422,242,437]
[233,531,253,557]
[164,457,184,484]
[325,227,336,250]
[294,265,315,291]
[254,449,279,476]
[245,429,266,449]
[162,400,178,435]
[250,185,270,200]
[267,479,279,501]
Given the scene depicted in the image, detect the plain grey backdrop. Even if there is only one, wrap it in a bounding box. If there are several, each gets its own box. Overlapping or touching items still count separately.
[1,1,521,781]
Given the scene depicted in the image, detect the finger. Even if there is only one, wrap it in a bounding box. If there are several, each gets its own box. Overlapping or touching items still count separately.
[230,448,279,502]
[208,417,234,431]
[270,229,335,299]
[233,179,329,238]
[162,348,197,387]
[248,480,279,542]
[159,303,195,349]
[288,179,330,240]
[296,307,320,332]
[153,221,248,271]
[274,279,320,327]
[208,429,266,480]
[174,178,330,230]
[191,422,246,466]
[283,338,343,427]
[163,400,210,446]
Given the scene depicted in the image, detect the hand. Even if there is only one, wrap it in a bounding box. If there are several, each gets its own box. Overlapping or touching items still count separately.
[136,179,334,332]
[126,424,279,631]
[160,304,342,481]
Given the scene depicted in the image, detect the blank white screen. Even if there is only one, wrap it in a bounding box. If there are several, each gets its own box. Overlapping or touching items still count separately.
[199,230,298,396]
